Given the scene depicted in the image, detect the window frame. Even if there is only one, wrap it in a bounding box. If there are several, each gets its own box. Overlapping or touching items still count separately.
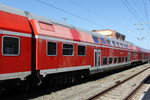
[114,57,118,63]
[92,36,99,44]
[116,42,121,47]
[118,57,122,63]
[125,57,128,62]
[62,43,74,56]
[120,43,123,48]
[107,39,112,46]
[112,41,116,47]
[115,42,118,47]
[2,36,20,56]
[100,38,107,45]
[116,42,120,47]
[102,57,108,65]
[122,57,125,62]
[47,41,57,56]
[77,45,86,56]
[109,57,113,64]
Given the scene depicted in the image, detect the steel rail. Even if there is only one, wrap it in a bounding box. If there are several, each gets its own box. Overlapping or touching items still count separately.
[86,67,150,100]
[124,74,150,100]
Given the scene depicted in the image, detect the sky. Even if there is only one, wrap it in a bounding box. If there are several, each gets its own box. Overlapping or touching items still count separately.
[0,0,150,49]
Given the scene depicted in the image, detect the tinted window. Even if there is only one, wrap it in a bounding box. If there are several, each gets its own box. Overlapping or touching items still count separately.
[125,57,128,62]
[100,38,106,45]
[103,57,107,65]
[114,57,117,63]
[120,43,123,48]
[123,44,126,48]
[107,40,112,46]
[92,36,99,43]
[63,44,73,55]
[118,57,121,63]
[116,42,119,47]
[3,37,19,55]
[126,45,128,48]
[78,45,86,56]
[119,43,122,47]
[116,42,121,47]
[109,57,113,64]
[112,41,116,46]
[47,42,56,56]
[122,57,124,62]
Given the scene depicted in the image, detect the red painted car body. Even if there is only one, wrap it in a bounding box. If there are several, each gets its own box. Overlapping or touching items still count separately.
[0,4,150,82]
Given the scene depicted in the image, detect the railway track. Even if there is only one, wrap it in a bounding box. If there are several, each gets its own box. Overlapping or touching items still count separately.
[87,66,150,100]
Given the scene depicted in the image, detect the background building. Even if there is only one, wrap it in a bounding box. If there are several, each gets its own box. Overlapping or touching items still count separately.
[92,29,126,41]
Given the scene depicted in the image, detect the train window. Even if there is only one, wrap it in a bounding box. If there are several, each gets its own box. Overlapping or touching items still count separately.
[78,45,86,56]
[125,57,128,62]
[112,41,116,46]
[122,44,125,48]
[115,42,118,47]
[2,36,20,56]
[114,57,118,63]
[120,43,123,48]
[107,40,112,46]
[132,52,134,56]
[124,45,127,48]
[63,44,73,56]
[118,57,121,63]
[123,44,126,48]
[116,42,120,47]
[119,44,122,47]
[117,43,121,47]
[92,36,99,44]
[47,42,57,56]
[128,52,131,62]
[122,57,124,62]
[100,38,106,45]
[133,52,136,56]
[109,57,113,64]
[103,57,108,65]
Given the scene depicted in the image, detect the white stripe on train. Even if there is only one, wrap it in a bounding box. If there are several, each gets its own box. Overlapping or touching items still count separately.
[0,30,32,37]
[35,35,137,52]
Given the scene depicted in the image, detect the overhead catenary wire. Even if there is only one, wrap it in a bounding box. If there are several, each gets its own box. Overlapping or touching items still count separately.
[67,0,113,24]
[35,0,109,29]
[132,0,144,17]
[68,0,140,38]
[120,0,150,43]
[122,0,145,23]
[68,0,125,29]
[121,0,147,29]
[131,0,150,29]
[121,0,150,31]
[143,0,149,23]
[132,0,149,25]
[131,0,150,30]
[36,0,141,40]
[36,0,147,40]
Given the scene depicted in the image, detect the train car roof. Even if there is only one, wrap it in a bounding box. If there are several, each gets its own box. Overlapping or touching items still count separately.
[29,13,131,45]
[0,4,26,17]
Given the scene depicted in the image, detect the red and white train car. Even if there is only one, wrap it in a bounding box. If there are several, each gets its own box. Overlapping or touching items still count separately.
[0,4,32,82]
[0,4,150,88]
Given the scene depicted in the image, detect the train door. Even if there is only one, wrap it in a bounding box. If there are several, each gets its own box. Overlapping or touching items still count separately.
[128,52,130,62]
[94,49,101,68]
